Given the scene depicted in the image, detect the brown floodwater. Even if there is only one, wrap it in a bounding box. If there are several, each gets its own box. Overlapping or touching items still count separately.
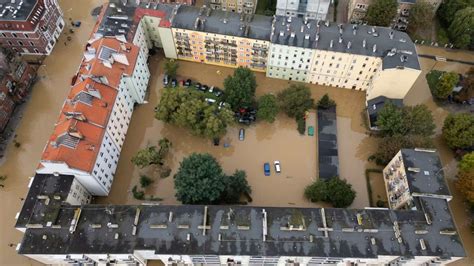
[0,1,106,265]
[0,5,473,264]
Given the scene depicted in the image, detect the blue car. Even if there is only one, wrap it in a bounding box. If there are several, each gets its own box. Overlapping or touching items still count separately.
[264,163,271,176]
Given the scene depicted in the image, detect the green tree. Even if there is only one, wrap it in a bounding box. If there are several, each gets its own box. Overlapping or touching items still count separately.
[426,70,444,97]
[304,178,356,208]
[257,94,279,123]
[155,88,234,139]
[223,67,257,110]
[434,72,459,100]
[437,0,472,28]
[456,170,474,205]
[174,153,226,204]
[371,135,434,165]
[164,59,179,78]
[365,0,398,26]
[277,84,314,119]
[317,94,336,109]
[297,118,306,135]
[407,0,435,35]
[221,170,252,203]
[132,185,145,200]
[140,175,154,188]
[442,113,474,150]
[403,105,436,136]
[158,138,172,157]
[376,102,405,136]
[131,146,163,168]
[448,7,474,49]
[459,152,474,173]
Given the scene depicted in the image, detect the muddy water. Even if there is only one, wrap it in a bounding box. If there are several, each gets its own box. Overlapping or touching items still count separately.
[0,1,106,265]
[99,53,373,209]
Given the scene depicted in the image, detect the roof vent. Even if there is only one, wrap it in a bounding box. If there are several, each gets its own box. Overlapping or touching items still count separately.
[347,41,351,49]
[315,33,319,41]
[408,167,420,173]
[372,44,377,53]
[286,24,290,31]
[330,40,334,48]
[389,31,394,39]
[420,239,426,250]
[423,171,430,176]
[338,36,343,43]
[325,20,329,27]
[300,25,304,33]
[363,39,366,48]
[290,32,295,38]
[400,55,408,62]
[287,16,292,23]
[304,34,310,40]
[279,31,284,37]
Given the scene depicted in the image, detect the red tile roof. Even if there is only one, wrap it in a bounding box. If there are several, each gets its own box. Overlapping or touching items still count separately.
[40,79,117,173]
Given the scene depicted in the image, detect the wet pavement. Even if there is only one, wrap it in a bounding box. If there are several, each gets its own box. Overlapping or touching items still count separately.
[0,3,472,264]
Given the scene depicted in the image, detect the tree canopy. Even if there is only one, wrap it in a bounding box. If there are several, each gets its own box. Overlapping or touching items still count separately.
[459,152,474,173]
[376,103,435,137]
[437,0,472,28]
[174,153,251,204]
[131,146,162,168]
[407,0,435,35]
[223,67,257,110]
[370,134,434,165]
[435,72,459,99]
[448,7,474,49]
[317,94,336,109]
[155,88,234,139]
[365,0,398,26]
[257,94,279,123]
[304,178,356,208]
[442,113,474,150]
[277,84,314,119]
[164,59,179,78]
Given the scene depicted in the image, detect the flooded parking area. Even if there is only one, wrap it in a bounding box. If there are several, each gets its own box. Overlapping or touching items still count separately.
[97,53,372,208]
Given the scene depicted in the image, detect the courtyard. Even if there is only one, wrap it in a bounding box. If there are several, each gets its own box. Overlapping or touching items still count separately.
[97,53,374,208]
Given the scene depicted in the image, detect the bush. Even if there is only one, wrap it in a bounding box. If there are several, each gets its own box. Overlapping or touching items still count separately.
[459,152,474,173]
[317,94,336,109]
[304,178,356,208]
[140,175,154,188]
[442,113,474,150]
[132,185,145,200]
[297,118,306,135]
[257,94,279,123]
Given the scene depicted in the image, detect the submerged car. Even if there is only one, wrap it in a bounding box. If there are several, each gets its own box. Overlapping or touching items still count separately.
[263,163,271,176]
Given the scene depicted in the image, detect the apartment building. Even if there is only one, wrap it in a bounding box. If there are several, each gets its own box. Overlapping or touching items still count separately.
[206,0,258,14]
[276,0,331,20]
[383,148,452,210]
[0,48,35,131]
[37,36,149,196]
[0,0,64,55]
[172,6,271,71]
[268,17,421,101]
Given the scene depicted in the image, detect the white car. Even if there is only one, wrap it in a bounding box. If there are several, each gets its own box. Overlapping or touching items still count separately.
[274,161,281,173]
[205,98,216,104]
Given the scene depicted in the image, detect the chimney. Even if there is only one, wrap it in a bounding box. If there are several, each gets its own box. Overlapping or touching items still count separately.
[338,36,343,43]
[279,30,284,37]
[300,25,304,33]
[330,40,334,48]
[363,39,366,48]
[372,44,377,53]
[287,16,292,23]
[290,32,295,38]
[304,34,310,40]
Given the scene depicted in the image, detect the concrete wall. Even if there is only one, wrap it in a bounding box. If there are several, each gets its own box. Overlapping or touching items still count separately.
[367,66,421,100]
[158,27,178,59]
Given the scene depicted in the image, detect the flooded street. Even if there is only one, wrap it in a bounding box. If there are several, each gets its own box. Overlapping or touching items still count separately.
[0,1,106,265]
[0,1,472,263]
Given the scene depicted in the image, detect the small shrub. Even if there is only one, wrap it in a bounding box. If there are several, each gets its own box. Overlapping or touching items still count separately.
[132,185,145,200]
[297,118,306,135]
[140,175,154,188]
[376,200,386,208]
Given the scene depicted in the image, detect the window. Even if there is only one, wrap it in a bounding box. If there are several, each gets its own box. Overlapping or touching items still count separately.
[12,33,17,38]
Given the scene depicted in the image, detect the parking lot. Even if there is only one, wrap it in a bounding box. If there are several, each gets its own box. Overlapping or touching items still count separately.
[97,53,372,208]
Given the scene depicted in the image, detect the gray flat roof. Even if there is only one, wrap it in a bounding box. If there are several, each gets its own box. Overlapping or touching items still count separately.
[172,5,273,41]
[318,107,339,180]
[0,0,37,21]
[401,149,451,196]
[271,17,420,70]
[18,202,464,259]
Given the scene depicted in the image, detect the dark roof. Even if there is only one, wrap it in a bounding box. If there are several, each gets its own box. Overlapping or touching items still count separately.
[366,96,403,129]
[401,149,451,196]
[271,17,420,70]
[95,0,138,39]
[15,174,75,228]
[172,5,273,41]
[318,107,339,180]
[0,0,37,21]
[18,203,465,258]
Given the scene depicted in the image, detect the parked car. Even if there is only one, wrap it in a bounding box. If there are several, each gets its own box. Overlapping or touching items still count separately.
[239,128,245,141]
[209,86,223,97]
[195,83,202,90]
[201,85,209,92]
[184,79,192,87]
[163,74,170,86]
[171,78,178,87]
[274,161,281,173]
[218,101,229,110]
[263,163,271,176]
[205,98,216,104]
[238,118,251,125]
[213,138,220,146]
